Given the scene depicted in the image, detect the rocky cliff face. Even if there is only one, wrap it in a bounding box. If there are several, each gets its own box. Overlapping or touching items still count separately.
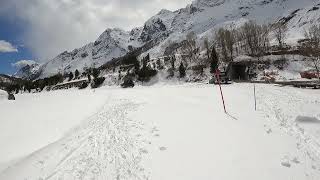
[16,0,320,79]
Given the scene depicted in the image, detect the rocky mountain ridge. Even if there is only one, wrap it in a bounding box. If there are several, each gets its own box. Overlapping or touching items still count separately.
[16,0,320,79]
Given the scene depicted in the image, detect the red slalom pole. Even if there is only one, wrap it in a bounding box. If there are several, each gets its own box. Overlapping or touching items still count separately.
[215,69,227,113]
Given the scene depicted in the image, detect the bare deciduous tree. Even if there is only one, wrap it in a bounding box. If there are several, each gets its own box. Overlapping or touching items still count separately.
[304,25,320,80]
[181,31,200,66]
[240,21,270,57]
[273,22,288,49]
[204,37,210,61]
[225,28,236,61]
[215,28,232,62]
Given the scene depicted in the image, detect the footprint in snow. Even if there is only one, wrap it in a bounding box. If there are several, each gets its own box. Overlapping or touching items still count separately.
[159,147,167,151]
[291,157,300,164]
[266,128,272,134]
[281,161,291,168]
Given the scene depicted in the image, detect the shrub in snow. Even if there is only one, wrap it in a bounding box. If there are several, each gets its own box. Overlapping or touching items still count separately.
[92,68,100,79]
[79,82,89,89]
[121,76,135,88]
[137,54,158,82]
[91,77,105,89]
[8,93,15,100]
[137,66,157,82]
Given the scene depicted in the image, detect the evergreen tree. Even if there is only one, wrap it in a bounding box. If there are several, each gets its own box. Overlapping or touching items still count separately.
[87,74,91,82]
[210,46,219,73]
[68,72,74,81]
[179,62,186,78]
[75,69,80,79]
[137,54,157,82]
[92,68,100,79]
[171,56,176,69]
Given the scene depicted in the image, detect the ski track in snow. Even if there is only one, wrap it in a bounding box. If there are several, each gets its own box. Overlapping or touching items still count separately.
[256,84,320,175]
[0,98,154,180]
[1,84,320,179]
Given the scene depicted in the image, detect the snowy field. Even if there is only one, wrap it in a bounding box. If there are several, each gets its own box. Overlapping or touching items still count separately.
[0,83,320,180]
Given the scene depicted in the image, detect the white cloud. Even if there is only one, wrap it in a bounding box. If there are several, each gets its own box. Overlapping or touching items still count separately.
[12,60,36,68]
[0,40,18,53]
[0,0,192,61]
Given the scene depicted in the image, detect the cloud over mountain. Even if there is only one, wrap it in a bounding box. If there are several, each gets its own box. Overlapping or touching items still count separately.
[12,60,36,68]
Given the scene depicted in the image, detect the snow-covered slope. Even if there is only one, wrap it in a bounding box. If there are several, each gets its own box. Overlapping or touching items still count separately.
[143,0,320,57]
[0,90,7,101]
[14,63,40,80]
[26,0,320,79]
[1,84,320,179]
[37,28,141,78]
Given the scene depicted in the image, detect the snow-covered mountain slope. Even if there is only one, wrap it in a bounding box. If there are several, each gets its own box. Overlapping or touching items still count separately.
[143,0,320,57]
[14,62,40,80]
[26,0,320,79]
[37,28,142,78]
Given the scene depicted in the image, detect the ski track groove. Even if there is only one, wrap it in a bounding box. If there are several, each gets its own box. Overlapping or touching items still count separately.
[20,99,152,180]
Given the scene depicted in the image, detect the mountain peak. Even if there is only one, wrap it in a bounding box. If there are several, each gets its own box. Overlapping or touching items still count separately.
[16,0,320,79]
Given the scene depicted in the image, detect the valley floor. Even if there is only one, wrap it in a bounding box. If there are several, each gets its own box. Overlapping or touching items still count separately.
[0,83,320,180]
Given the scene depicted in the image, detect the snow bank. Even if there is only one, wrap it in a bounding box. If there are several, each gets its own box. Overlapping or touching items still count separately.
[0,90,8,101]
[0,88,109,172]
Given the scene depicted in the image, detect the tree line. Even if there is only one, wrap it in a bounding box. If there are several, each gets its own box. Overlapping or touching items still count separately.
[178,20,319,78]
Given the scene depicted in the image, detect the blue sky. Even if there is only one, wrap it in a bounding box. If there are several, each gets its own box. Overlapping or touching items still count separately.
[0,16,34,75]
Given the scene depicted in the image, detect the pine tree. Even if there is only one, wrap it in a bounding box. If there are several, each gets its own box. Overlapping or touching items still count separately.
[92,68,100,79]
[179,62,186,78]
[75,69,80,79]
[68,72,74,81]
[210,46,219,73]
[171,56,176,69]
[87,74,91,82]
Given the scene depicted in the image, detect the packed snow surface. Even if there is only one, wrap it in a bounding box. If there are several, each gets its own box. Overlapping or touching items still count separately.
[0,90,7,101]
[0,84,320,179]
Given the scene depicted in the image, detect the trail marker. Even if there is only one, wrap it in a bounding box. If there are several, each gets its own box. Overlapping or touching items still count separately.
[215,69,227,113]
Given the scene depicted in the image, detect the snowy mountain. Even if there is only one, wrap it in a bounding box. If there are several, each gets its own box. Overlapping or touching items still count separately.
[20,0,320,79]
[14,62,40,80]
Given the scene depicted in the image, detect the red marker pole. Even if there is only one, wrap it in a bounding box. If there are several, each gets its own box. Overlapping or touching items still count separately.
[254,83,257,111]
[215,69,227,113]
